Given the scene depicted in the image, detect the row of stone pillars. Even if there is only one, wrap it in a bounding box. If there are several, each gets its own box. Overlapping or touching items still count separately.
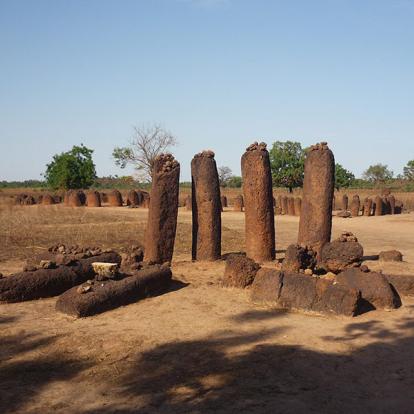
[144,141,335,265]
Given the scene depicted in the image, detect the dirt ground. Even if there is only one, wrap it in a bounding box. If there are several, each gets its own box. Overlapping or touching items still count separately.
[1,207,414,413]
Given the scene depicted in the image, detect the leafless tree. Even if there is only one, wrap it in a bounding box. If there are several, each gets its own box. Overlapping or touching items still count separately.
[113,123,178,181]
[218,166,233,187]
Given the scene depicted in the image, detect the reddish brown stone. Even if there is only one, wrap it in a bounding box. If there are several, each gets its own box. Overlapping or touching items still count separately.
[68,190,82,207]
[233,195,244,212]
[379,250,403,262]
[294,197,302,216]
[191,150,222,261]
[374,195,383,216]
[287,197,295,216]
[222,254,260,288]
[298,142,335,258]
[145,154,180,264]
[320,240,364,273]
[387,195,396,215]
[108,190,123,207]
[86,191,101,207]
[363,197,372,216]
[350,195,360,217]
[221,195,228,208]
[241,142,275,262]
[341,194,349,211]
[41,194,55,205]
[281,196,288,215]
[282,244,316,272]
[126,190,141,206]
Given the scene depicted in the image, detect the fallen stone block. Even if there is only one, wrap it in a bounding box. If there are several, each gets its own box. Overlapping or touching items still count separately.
[379,250,403,262]
[336,268,401,310]
[56,265,172,317]
[0,252,121,303]
[250,268,360,316]
[282,244,316,273]
[222,254,260,288]
[320,240,363,273]
[385,275,414,296]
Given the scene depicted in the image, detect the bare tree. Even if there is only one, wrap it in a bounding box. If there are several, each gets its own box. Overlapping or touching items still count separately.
[113,123,178,181]
[218,166,233,187]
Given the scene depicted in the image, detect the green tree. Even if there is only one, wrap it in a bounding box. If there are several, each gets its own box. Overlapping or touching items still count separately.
[269,141,305,192]
[44,144,96,190]
[403,160,414,180]
[362,163,393,183]
[226,176,242,188]
[335,163,355,190]
[218,166,233,187]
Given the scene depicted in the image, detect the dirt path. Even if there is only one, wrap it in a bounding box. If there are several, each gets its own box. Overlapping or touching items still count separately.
[1,210,414,413]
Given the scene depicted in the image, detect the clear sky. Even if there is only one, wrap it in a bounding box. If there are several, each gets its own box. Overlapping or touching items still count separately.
[0,0,413,181]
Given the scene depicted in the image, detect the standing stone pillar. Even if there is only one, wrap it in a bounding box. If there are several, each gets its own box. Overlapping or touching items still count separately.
[185,195,192,211]
[332,195,336,211]
[145,154,180,264]
[374,195,383,216]
[191,151,222,261]
[350,195,360,217]
[342,194,349,211]
[221,195,228,208]
[388,195,396,214]
[241,142,275,262]
[86,191,101,207]
[233,195,244,212]
[294,197,302,216]
[363,197,372,216]
[274,195,282,215]
[287,197,295,215]
[281,196,288,215]
[298,142,335,258]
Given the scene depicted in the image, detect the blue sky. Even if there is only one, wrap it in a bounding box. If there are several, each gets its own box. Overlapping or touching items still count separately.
[0,0,413,181]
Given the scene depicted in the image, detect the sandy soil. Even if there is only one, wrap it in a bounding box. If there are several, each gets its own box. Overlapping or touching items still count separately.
[1,209,414,413]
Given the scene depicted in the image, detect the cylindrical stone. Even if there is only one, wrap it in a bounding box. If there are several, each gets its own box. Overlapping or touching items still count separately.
[126,190,140,206]
[388,195,396,214]
[294,197,302,216]
[374,195,383,216]
[383,197,391,215]
[281,196,288,215]
[86,191,101,207]
[342,194,349,211]
[145,154,180,264]
[221,195,228,208]
[363,197,372,216]
[233,195,244,212]
[41,194,55,205]
[108,190,123,207]
[241,142,275,262]
[287,197,295,216]
[191,150,222,261]
[68,191,82,207]
[185,195,192,211]
[350,195,360,217]
[298,142,335,258]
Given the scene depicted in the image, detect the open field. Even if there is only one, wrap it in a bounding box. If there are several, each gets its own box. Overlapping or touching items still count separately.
[1,204,414,413]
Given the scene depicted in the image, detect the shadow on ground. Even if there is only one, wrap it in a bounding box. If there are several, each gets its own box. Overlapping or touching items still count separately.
[81,310,414,414]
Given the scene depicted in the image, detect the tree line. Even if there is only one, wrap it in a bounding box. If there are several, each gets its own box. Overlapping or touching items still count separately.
[5,124,414,191]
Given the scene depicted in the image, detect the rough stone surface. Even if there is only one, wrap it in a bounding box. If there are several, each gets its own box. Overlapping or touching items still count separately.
[191,150,222,261]
[320,239,364,273]
[337,210,351,218]
[15,193,36,205]
[341,194,349,211]
[287,197,295,216]
[121,246,144,272]
[220,195,228,208]
[374,196,383,216]
[294,197,302,216]
[222,254,260,288]
[350,195,360,217]
[336,268,401,310]
[241,142,275,262]
[282,244,316,273]
[387,195,396,215]
[386,274,414,296]
[363,198,372,216]
[86,191,101,207]
[41,194,55,205]
[0,252,121,303]
[68,190,82,207]
[108,190,123,207]
[126,190,142,207]
[56,265,172,317]
[298,142,335,258]
[233,195,244,212]
[250,268,360,316]
[379,250,403,262]
[145,154,180,264]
